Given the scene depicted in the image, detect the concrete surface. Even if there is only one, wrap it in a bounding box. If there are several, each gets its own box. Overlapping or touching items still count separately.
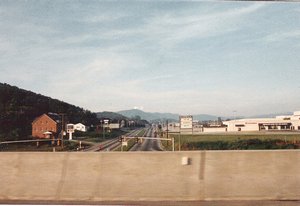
[1,200,300,206]
[0,150,299,202]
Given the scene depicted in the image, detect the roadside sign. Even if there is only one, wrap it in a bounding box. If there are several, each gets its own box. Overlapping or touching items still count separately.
[180,115,193,129]
[67,124,75,133]
[122,141,128,146]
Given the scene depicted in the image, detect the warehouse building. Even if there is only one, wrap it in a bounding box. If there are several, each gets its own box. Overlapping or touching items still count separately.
[223,111,300,132]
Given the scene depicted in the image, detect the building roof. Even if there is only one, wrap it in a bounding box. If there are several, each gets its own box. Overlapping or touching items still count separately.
[32,113,61,124]
[75,123,85,126]
[223,118,291,125]
[47,113,61,123]
[223,111,300,125]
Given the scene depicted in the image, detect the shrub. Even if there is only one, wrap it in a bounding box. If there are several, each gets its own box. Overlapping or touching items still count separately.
[185,138,299,150]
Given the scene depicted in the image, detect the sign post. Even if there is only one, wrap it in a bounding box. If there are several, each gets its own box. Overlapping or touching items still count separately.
[66,124,75,140]
[103,119,109,140]
[180,115,193,129]
[179,115,193,150]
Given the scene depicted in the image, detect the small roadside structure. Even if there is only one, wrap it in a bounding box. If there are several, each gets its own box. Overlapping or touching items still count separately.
[43,131,53,139]
[66,123,75,140]
[74,123,87,132]
[109,123,120,129]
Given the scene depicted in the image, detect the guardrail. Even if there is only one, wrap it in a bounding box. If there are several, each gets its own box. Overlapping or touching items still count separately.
[0,139,57,144]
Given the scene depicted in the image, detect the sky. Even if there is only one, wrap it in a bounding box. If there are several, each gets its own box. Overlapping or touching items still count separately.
[0,0,300,117]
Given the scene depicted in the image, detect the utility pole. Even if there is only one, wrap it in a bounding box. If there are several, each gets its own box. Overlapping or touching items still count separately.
[102,119,109,140]
[179,131,181,151]
[166,120,169,146]
[103,122,105,140]
[167,120,169,139]
[99,120,104,140]
[59,113,66,149]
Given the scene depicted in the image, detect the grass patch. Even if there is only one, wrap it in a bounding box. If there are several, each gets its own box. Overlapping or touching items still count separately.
[162,133,300,150]
[73,129,128,143]
[186,139,298,150]
[136,129,146,137]
[115,128,147,151]
[0,140,91,152]
[0,141,55,152]
[115,138,136,151]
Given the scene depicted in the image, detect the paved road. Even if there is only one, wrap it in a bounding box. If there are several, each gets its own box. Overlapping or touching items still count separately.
[81,138,119,152]
[79,127,164,152]
[130,126,163,151]
[82,129,141,152]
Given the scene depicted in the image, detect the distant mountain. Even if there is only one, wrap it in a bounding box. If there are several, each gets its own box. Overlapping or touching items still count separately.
[116,109,295,122]
[193,114,218,121]
[96,111,128,120]
[0,83,98,140]
[117,109,218,122]
[117,109,177,122]
[248,112,293,119]
[221,116,245,121]
[221,112,294,121]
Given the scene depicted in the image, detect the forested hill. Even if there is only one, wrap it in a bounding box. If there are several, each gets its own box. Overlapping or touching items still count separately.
[0,83,98,140]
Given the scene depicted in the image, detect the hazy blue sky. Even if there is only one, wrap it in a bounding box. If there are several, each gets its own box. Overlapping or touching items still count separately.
[1,1,300,116]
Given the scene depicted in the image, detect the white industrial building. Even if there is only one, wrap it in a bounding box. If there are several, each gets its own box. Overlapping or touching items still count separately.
[223,111,300,132]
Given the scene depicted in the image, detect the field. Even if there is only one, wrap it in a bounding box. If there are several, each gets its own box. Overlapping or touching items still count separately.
[162,132,300,151]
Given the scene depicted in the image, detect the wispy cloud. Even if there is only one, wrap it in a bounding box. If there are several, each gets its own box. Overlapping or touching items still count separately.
[143,3,265,45]
[64,3,265,50]
[263,30,300,42]
[0,37,15,54]
[1,1,299,116]
[80,13,129,23]
[83,56,127,76]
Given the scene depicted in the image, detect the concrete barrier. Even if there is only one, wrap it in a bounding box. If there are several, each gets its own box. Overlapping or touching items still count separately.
[0,150,299,202]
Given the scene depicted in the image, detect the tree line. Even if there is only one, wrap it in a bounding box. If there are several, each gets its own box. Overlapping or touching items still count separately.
[0,83,98,141]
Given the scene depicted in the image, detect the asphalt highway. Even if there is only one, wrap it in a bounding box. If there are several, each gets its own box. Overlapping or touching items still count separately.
[130,126,163,151]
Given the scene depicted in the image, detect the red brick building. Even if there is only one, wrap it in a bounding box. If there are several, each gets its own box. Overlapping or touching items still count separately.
[32,113,61,138]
